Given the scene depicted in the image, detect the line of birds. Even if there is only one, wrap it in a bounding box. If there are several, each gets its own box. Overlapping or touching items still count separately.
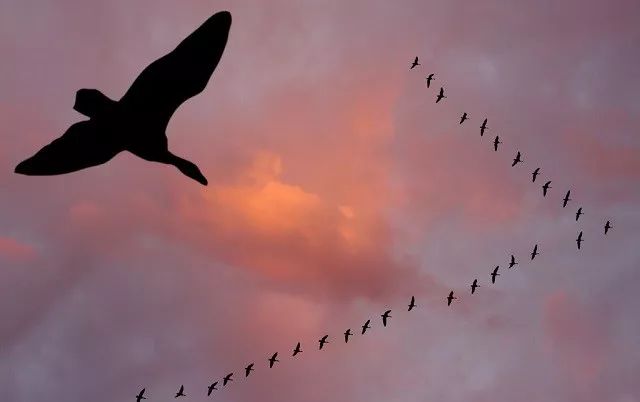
[132,56,615,401]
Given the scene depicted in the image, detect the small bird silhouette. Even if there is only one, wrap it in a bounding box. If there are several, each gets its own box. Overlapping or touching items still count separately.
[319,335,329,350]
[223,373,233,386]
[460,112,468,124]
[408,296,417,311]
[562,190,571,207]
[532,167,541,182]
[136,388,146,402]
[381,310,392,327]
[175,385,186,398]
[447,291,457,306]
[491,266,500,284]
[292,342,302,357]
[268,352,279,368]
[244,363,254,377]
[361,319,371,334]
[512,151,523,167]
[471,279,480,294]
[426,73,435,88]
[604,220,612,234]
[344,329,353,343]
[493,135,501,151]
[207,382,218,396]
[542,181,552,197]
[508,254,518,269]
[576,231,583,250]
[531,244,539,260]
[480,118,488,136]
[576,207,583,221]
[436,87,446,103]
[410,57,420,69]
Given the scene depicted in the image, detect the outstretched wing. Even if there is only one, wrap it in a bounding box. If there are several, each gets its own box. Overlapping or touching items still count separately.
[119,11,231,130]
[15,120,121,176]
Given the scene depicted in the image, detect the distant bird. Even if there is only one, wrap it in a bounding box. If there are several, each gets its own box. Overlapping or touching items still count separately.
[493,135,501,151]
[436,87,446,103]
[508,254,518,269]
[268,352,279,368]
[426,73,435,88]
[576,231,583,250]
[604,220,612,234]
[206,382,218,396]
[292,342,302,357]
[512,151,523,167]
[491,266,500,284]
[531,244,539,260]
[244,363,254,377]
[361,319,371,334]
[344,329,353,343]
[14,11,233,186]
[542,181,552,197]
[175,385,186,398]
[410,56,420,69]
[408,296,417,311]
[575,207,583,221]
[471,279,480,294]
[480,118,488,136]
[532,167,541,182]
[223,373,233,386]
[319,335,329,350]
[562,190,571,207]
[447,291,457,306]
[381,310,392,327]
[136,388,146,402]
[460,112,469,124]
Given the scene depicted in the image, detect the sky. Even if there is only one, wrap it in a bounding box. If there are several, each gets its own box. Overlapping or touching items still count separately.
[1,0,640,401]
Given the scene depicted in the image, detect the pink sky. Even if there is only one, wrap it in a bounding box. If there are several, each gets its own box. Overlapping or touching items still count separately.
[1,1,639,401]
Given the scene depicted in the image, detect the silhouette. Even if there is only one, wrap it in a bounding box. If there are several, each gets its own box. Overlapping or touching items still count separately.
[436,87,446,103]
[207,382,218,396]
[223,373,233,386]
[175,385,185,398]
[136,388,146,402]
[319,335,329,350]
[292,342,302,357]
[344,329,353,343]
[471,279,480,294]
[576,231,583,250]
[426,73,435,88]
[408,296,417,311]
[604,220,612,234]
[493,135,501,151]
[14,11,232,186]
[512,151,523,167]
[268,352,279,368]
[244,363,254,377]
[480,118,488,136]
[410,57,420,69]
[362,319,371,334]
[460,112,469,124]
[381,310,392,327]
[491,266,500,284]
[532,167,541,182]
[508,254,518,269]
[542,181,552,197]
[447,291,457,306]
[531,244,539,260]
[562,190,571,207]
[576,207,583,221]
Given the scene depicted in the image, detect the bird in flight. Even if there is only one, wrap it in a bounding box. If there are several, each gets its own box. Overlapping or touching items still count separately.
[408,296,417,311]
[480,118,488,136]
[531,244,539,260]
[426,73,435,88]
[604,220,613,234]
[206,382,218,396]
[542,181,552,197]
[319,335,329,350]
[471,279,480,294]
[576,207,584,221]
[362,319,371,334]
[410,56,420,69]
[512,151,523,167]
[493,135,501,151]
[14,11,233,186]
[562,190,571,207]
[436,87,446,103]
[175,385,186,398]
[460,112,469,124]
[268,352,279,368]
[491,266,500,284]
[292,342,302,357]
[136,388,146,402]
[532,167,541,182]
[223,373,233,386]
[244,363,254,377]
[447,291,457,306]
[381,310,392,327]
[576,231,583,250]
[344,329,353,343]
[508,254,518,269]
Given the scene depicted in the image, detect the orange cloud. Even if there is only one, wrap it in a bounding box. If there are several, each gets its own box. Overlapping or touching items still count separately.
[0,236,36,261]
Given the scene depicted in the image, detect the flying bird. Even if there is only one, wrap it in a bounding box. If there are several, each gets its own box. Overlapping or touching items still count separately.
[493,135,501,151]
[344,329,353,343]
[175,385,186,398]
[319,335,329,350]
[447,291,457,306]
[542,181,552,197]
[207,382,218,396]
[512,151,523,167]
[576,207,584,221]
[471,279,480,294]
[292,342,302,357]
[381,310,392,327]
[491,266,500,284]
[460,112,469,124]
[480,118,488,136]
[410,56,420,69]
[244,363,254,377]
[508,254,518,269]
[362,319,371,334]
[436,87,446,103]
[604,220,612,234]
[14,11,233,186]
[136,388,146,402]
[408,296,417,311]
[532,167,541,182]
[268,352,279,368]
[576,231,583,250]
[531,244,539,260]
[562,190,571,207]
[426,73,435,88]
[223,373,233,386]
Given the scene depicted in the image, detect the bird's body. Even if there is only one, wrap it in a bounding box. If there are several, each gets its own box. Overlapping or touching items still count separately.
[542,181,552,197]
[14,11,233,186]
[508,254,518,269]
[410,57,420,69]
[576,207,583,221]
[436,87,446,103]
[207,382,218,396]
[480,119,488,136]
[223,373,233,386]
[604,220,612,234]
[532,167,541,182]
[381,310,392,327]
[576,231,583,250]
[344,329,353,343]
[319,335,329,350]
[245,363,254,377]
[493,135,501,151]
[471,279,479,294]
[491,266,500,284]
[136,388,146,402]
[408,296,417,311]
[562,190,571,207]
[447,291,457,306]
[292,342,302,356]
[175,385,185,398]
[460,113,468,124]
[426,73,435,88]
[268,353,279,368]
[531,244,539,260]
[512,151,523,167]
[362,319,371,334]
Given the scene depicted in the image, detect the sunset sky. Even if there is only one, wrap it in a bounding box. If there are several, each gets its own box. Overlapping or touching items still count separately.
[1,1,640,401]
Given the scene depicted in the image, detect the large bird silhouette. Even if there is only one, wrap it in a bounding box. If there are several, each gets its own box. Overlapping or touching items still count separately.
[14,11,232,185]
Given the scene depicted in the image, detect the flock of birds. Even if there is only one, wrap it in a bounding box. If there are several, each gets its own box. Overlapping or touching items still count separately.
[133,56,614,401]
